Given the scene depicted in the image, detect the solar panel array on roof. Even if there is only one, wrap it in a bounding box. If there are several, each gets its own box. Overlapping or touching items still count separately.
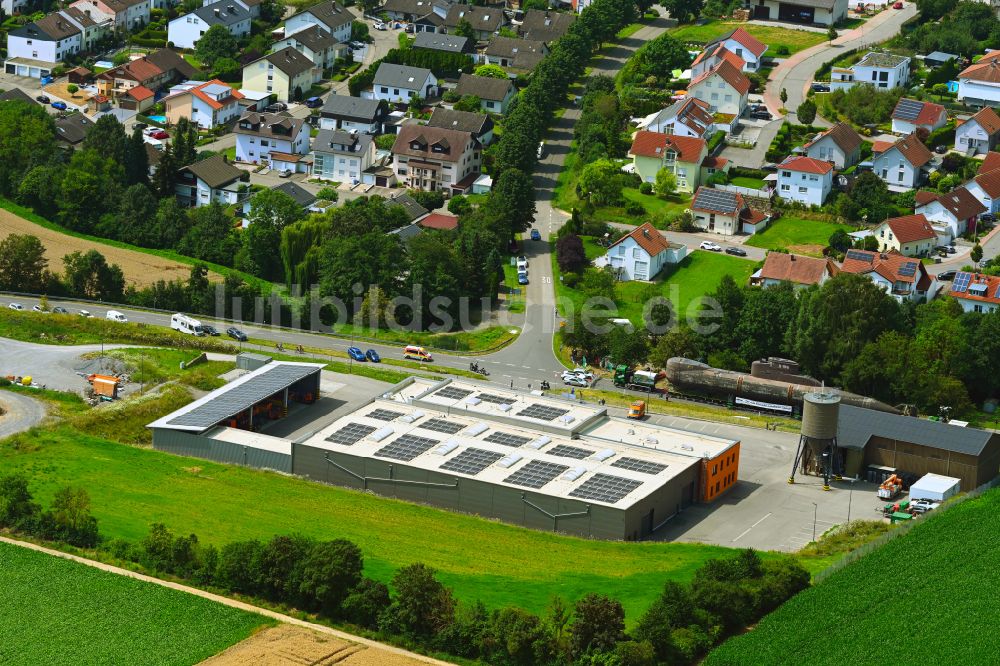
[898,261,918,277]
[894,98,923,121]
[166,364,318,429]
[368,408,404,422]
[484,431,533,447]
[325,423,377,446]
[953,272,972,293]
[440,447,504,475]
[375,433,440,461]
[570,473,643,503]
[505,460,570,489]
[476,392,514,405]
[970,282,988,295]
[421,418,466,434]
[845,249,871,262]
[547,444,595,459]
[693,187,737,213]
[435,386,474,400]
[611,457,669,475]
[517,404,570,421]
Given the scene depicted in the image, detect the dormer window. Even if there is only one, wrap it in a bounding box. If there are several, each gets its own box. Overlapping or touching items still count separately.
[410,141,426,151]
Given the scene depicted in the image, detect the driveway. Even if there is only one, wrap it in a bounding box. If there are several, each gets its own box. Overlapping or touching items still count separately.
[0,390,45,439]
[720,118,782,169]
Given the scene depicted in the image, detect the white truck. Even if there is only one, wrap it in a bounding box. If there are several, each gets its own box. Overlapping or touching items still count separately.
[105,310,128,323]
[171,313,205,336]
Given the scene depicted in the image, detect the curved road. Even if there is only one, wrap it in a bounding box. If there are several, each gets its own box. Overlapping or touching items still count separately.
[0,390,45,439]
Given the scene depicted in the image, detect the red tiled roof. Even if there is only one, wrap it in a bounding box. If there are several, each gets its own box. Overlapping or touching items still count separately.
[974,168,1000,198]
[629,131,707,163]
[268,152,305,162]
[702,156,729,169]
[420,213,459,230]
[884,214,937,243]
[778,155,833,175]
[959,54,1000,84]
[891,98,945,126]
[125,85,154,101]
[872,140,894,154]
[607,222,674,257]
[689,59,750,96]
[979,151,1000,174]
[720,27,767,59]
[189,79,244,110]
[841,249,930,289]
[760,252,832,285]
[969,107,1000,136]
[949,272,1000,305]
[880,133,933,167]
[914,190,938,205]
[116,57,162,83]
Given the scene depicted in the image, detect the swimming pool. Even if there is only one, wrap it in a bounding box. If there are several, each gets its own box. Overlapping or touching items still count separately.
[146,115,167,124]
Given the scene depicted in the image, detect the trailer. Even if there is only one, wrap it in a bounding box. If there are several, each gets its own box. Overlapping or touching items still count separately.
[171,313,205,336]
[613,365,658,392]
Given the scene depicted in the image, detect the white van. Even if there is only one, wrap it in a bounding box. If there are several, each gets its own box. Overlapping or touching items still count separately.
[106,310,128,323]
[171,313,205,336]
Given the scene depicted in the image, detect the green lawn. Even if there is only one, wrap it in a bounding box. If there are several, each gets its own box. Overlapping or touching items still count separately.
[746,217,853,256]
[729,176,766,190]
[0,541,269,665]
[669,21,827,55]
[0,428,737,622]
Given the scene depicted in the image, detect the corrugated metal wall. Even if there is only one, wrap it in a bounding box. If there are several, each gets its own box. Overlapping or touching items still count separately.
[151,428,292,473]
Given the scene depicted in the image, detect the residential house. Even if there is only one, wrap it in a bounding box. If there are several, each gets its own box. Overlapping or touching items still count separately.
[831,52,910,91]
[234,111,310,168]
[775,156,833,206]
[381,0,451,25]
[242,47,320,102]
[687,59,750,119]
[443,4,504,41]
[283,1,353,47]
[272,25,344,71]
[482,36,548,73]
[144,143,161,177]
[980,151,1000,174]
[955,107,1000,155]
[202,0,263,19]
[704,27,767,72]
[62,7,114,53]
[413,32,472,54]
[243,182,316,222]
[915,185,986,241]
[176,154,249,208]
[594,222,687,281]
[949,272,1000,313]
[0,0,27,16]
[164,79,245,129]
[628,131,707,194]
[319,94,389,133]
[957,51,1000,108]
[372,63,438,103]
[96,48,197,100]
[751,0,847,26]
[312,128,376,183]
[924,51,959,68]
[641,97,715,139]
[70,0,150,32]
[756,252,837,290]
[0,88,38,104]
[701,155,730,181]
[891,98,947,135]
[167,0,251,49]
[419,212,459,230]
[454,73,515,114]
[690,43,746,80]
[391,123,481,197]
[803,122,863,169]
[388,191,429,223]
[690,186,768,236]
[427,107,494,145]
[5,15,83,78]
[872,214,937,257]
[120,84,156,111]
[519,9,575,42]
[965,167,1000,216]
[841,249,936,303]
[872,133,933,189]
[413,11,448,34]
[54,114,95,146]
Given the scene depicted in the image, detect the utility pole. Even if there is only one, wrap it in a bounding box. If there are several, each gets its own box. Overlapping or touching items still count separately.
[812,502,818,542]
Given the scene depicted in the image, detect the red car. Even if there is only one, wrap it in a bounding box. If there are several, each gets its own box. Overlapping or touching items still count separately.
[148,129,169,140]
[892,1,903,8]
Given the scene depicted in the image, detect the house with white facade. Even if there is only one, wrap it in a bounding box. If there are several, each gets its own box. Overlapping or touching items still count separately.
[427,107,495,146]
[690,43,746,81]
[872,133,933,190]
[703,27,767,72]
[5,15,83,78]
[62,7,114,53]
[915,185,986,242]
[687,59,750,119]
[640,97,715,139]
[70,0,149,32]
[312,128,376,184]
[872,214,937,257]
[163,79,245,129]
[965,167,1000,216]
[381,0,452,24]
[628,131,707,194]
[242,47,320,102]
[891,98,947,135]
[202,0,262,18]
[454,73,516,114]
[234,111,310,167]
[803,122,863,169]
[957,51,1000,109]
[167,0,251,49]
[283,1,353,48]
[955,106,1000,155]
[594,223,686,281]
[176,154,249,208]
[442,4,504,40]
[776,156,833,207]
[319,94,389,133]
[830,52,910,91]
[372,63,438,103]
[841,249,936,303]
[690,186,768,236]
[390,123,481,197]
[272,25,345,71]
[756,252,837,290]
[482,36,547,73]
[751,0,847,26]
[949,272,1000,313]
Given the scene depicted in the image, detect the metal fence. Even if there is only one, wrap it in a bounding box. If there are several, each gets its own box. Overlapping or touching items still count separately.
[716,183,773,198]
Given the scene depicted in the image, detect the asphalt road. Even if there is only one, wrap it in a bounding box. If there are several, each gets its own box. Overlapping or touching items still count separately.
[0,390,45,439]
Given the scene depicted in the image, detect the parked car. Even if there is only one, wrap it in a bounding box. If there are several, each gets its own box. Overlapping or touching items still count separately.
[563,375,589,387]
[750,109,772,120]
[265,102,288,113]
[365,349,381,362]
[347,346,367,361]
[700,241,722,251]
[278,169,292,178]
[78,310,93,318]
[227,326,248,341]
[530,229,541,241]
[51,101,67,110]
[148,129,169,140]
[937,269,957,281]
[518,272,529,285]
[911,499,939,514]
[35,95,50,104]
[32,304,47,313]
[52,306,68,314]
[8,302,23,310]
[517,255,528,268]
[305,96,323,108]
[373,20,386,29]
[810,83,830,93]
[934,145,947,154]
[563,368,594,381]
[201,324,220,336]
[893,1,903,8]
[725,247,747,256]
[134,122,148,131]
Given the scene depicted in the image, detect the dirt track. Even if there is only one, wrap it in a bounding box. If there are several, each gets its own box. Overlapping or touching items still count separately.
[0,207,220,288]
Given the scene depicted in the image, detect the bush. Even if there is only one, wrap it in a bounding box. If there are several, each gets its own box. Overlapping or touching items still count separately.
[625,201,646,216]
[776,45,790,56]
[639,182,653,195]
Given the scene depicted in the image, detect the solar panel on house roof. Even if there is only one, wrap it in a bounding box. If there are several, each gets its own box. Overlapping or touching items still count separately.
[547,444,595,459]
[898,261,918,277]
[375,433,440,461]
[611,457,669,475]
[166,364,319,429]
[504,460,570,489]
[420,418,466,434]
[484,431,533,447]
[570,473,643,503]
[953,272,973,293]
[845,249,871,261]
[970,282,988,295]
[440,447,504,475]
[325,423,377,446]
[894,98,923,122]
[435,386,474,400]
[368,408,404,421]
[693,188,737,212]
[517,404,570,421]
[476,393,514,405]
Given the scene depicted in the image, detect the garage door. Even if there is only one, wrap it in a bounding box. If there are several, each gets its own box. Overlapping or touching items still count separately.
[778,2,814,22]
[634,261,648,280]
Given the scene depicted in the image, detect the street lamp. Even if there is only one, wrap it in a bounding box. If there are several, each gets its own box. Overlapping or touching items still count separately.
[811,502,818,542]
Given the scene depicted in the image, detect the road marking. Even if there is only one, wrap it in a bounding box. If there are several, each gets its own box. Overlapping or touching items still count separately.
[506,363,516,367]
[732,512,772,543]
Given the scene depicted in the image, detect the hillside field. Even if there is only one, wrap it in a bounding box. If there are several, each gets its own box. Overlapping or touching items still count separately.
[0,541,269,665]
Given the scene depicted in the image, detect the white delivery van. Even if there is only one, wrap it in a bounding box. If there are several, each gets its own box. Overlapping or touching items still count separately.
[171,313,205,336]
[105,310,128,323]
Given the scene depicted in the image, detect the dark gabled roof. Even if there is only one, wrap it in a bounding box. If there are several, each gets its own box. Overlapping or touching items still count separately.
[519,9,575,42]
[374,62,434,89]
[426,107,492,136]
[255,47,316,77]
[55,114,95,145]
[312,128,374,154]
[182,154,247,188]
[0,88,38,105]
[35,13,82,40]
[145,48,199,80]
[837,404,996,455]
[443,3,504,31]
[288,1,353,31]
[321,94,387,122]
[388,192,429,221]
[270,181,316,208]
[390,221,424,240]
[144,143,162,166]
[391,123,475,163]
[484,36,546,70]
[283,24,337,52]
[454,73,514,102]
[413,31,469,53]
[235,110,307,140]
[805,122,863,155]
[194,0,251,27]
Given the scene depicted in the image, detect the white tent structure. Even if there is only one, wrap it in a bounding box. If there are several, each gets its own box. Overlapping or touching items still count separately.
[909,473,960,502]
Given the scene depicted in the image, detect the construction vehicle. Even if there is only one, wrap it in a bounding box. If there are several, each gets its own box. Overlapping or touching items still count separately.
[613,365,658,392]
[627,400,646,419]
[877,474,903,500]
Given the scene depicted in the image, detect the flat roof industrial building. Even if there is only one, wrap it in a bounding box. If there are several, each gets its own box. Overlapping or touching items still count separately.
[150,372,741,540]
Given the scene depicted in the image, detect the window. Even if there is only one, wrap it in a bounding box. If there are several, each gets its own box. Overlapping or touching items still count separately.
[781,184,790,191]
[380,86,388,93]
[798,186,807,193]
[710,92,719,101]
[724,94,732,103]
[781,171,791,178]
[633,248,641,259]
[618,245,625,256]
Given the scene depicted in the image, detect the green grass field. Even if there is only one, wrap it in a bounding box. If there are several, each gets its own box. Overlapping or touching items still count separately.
[0,541,269,665]
[707,486,1000,664]
[0,427,737,622]
[669,21,827,55]
[729,176,766,190]
[745,217,852,256]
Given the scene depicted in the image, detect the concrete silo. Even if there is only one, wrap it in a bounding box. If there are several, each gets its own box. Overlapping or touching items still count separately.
[789,392,841,490]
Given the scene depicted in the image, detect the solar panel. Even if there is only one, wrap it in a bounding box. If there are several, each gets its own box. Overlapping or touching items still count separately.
[894,98,923,122]
[611,457,669,475]
[325,423,377,446]
[548,444,595,459]
[953,272,972,293]
[898,261,917,277]
[505,460,570,489]
[375,433,440,461]
[368,409,404,422]
[517,405,570,421]
[484,431,533,447]
[845,249,871,262]
[435,386,473,400]
[440,447,504,475]
[570,473,643,503]
[420,418,466,434]
[970,282,988,295]
[693,187,737,214]
[476,393,514,405]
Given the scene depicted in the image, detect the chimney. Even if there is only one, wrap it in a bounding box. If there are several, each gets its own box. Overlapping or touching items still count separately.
[790,255,796,261]
[214,7,220,15]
